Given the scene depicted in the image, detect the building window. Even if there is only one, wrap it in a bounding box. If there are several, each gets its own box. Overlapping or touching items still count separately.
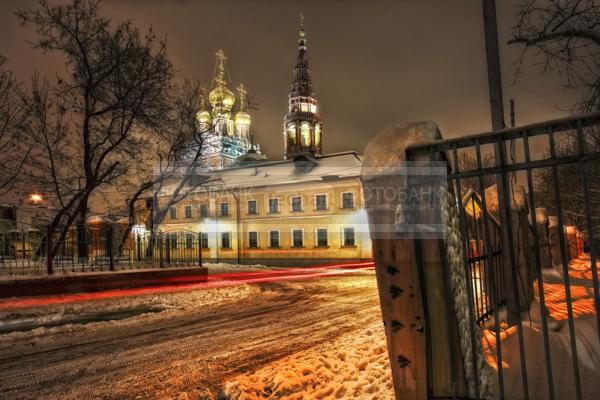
[342,192,354,209]
[287,123,296,144]
[315,124,321,147]
[317,228,328,247]
[315,194,327,211]
[292,229,303,248]
[343,227,356,246]
[221,232,231,248]
[269,230,280,248]
[291,196,302,212]
[301,122,310,146]
[200,232,209,248]
[269,198,279,214]
[220,202,229,217]
[169,206,177,219]
[185,233,193,249]
[184,205,193,219]
[248,231,259,248]
[200,204,209,218]
[248,200,257,215]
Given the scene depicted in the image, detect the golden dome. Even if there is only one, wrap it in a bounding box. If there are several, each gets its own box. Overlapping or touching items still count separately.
[197,109,210,124]
[235,110,251,126]
[209,86,235,110]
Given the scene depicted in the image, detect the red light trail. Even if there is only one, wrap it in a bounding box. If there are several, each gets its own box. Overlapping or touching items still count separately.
[0,262,374,310]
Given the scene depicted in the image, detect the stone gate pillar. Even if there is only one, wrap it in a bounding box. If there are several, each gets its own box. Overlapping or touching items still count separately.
[361,121,475,399]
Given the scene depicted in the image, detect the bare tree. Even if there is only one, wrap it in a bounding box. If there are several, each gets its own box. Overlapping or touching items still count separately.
[509,0,600,111]
[533,130,600,238]
[17,0,173,259]
[119,82,259,243]
[0,56,31,196]
[116,80,218,250]
[509,1,600,239]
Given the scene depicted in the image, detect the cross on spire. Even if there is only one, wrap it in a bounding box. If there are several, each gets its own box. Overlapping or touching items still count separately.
[237,83,248,110]
[214,49,227,88]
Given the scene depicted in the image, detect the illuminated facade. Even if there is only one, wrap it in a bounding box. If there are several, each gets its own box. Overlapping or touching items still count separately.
[195,50,262,170]
[158,152,371,266]
[283,15,322,160]
[156,18,371,266]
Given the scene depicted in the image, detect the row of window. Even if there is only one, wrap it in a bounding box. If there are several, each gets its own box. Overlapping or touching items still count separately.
[228,228,356,249]
[169,193,355,219]
[164,228,356,249]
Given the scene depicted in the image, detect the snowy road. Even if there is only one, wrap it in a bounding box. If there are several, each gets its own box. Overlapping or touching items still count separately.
[0,272,381,399]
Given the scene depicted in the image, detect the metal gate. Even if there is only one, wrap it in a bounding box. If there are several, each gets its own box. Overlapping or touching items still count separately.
[407,111,600,399]
[462,190,505,326]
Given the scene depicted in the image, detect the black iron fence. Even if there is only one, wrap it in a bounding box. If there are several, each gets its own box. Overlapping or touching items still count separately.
[462,191,505,326]
[0,224,204,275]
[407,111,600,400]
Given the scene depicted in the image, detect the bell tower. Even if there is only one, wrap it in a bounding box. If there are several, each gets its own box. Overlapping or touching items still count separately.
[283,15,322,160]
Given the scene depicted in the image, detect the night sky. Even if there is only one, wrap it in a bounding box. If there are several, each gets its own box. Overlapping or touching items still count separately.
[0,0,583,161]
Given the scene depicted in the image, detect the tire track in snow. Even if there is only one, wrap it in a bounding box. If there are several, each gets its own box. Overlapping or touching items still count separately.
[0,276,380,399]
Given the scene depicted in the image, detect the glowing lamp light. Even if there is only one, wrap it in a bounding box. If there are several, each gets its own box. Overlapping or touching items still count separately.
[464,199,482,219]
[30,193,43,204]
[131,224,147,236]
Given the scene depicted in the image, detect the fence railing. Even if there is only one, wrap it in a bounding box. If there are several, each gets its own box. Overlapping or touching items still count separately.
[407,111,600,400]
[462,191,505,326]
[0,224,204,275]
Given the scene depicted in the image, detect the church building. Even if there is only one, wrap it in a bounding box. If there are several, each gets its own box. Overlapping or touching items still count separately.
[157,17,371,266]
[195,50,263,170]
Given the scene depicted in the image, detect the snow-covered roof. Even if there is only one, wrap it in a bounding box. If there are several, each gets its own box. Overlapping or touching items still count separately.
[162,152,363,194]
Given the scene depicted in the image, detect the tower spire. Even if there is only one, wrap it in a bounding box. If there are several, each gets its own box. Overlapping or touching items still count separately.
[299,13,305,39]
[208,49,235,116]
[283,15,322,160]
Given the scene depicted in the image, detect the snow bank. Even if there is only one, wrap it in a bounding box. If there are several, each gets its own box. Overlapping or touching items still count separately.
[221,319,393,400]
[482,315,600,400]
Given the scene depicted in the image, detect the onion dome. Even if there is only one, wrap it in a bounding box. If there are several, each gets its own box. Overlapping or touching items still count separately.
[196,90,212,124]
[209,50,235,111]
[197,109,211,124]
[235,111,251,126]
[209,86,235,110]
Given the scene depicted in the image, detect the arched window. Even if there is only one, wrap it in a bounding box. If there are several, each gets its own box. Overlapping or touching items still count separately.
[287,123,296,144]
[315,124,321,147]
[301,122,311,147]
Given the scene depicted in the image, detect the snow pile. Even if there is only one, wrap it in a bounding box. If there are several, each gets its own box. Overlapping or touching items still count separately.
[222,320,393,400]
[482,315,600,400]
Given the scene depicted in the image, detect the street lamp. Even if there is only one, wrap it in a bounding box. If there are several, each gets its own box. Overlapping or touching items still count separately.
[30,193,43,204]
